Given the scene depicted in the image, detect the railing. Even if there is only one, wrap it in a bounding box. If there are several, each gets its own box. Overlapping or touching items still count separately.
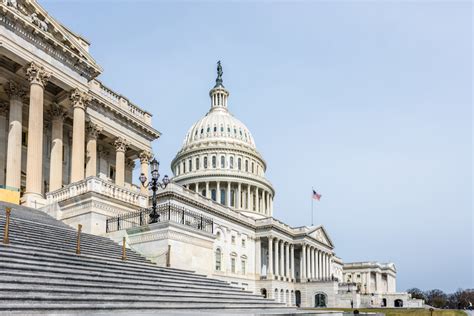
[46,176,147,207]
[106,203,214,234]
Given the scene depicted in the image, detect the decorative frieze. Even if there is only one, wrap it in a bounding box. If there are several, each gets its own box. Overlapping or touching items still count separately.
[25,62,51,87]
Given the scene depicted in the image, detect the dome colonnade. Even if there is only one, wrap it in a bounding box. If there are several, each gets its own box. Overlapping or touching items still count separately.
[171,62,274,219]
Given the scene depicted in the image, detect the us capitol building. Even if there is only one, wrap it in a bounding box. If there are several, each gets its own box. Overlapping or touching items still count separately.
[0,0,422,309]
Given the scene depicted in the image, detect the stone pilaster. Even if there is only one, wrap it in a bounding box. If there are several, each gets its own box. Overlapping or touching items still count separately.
[23,62,51,206]
[139,151,152,195]
[85,122,101,178]
[114,138,128,187]
[48,103,66,191]
[70,89,90,183]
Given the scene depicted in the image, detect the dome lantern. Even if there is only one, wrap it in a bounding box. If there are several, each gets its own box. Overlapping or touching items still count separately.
[209,61,229,111]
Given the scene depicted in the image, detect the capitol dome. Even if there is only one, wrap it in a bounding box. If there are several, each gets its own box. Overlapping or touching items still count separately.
[171,62,275,219]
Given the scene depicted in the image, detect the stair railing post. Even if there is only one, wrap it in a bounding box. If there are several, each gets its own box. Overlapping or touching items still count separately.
[166,245,171,267]
[3,207,11,244]
[76,224,82,255]
[122,237,127,261]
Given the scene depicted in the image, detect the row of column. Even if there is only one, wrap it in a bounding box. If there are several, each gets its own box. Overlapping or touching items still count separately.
[267,237,295,280]
[1,62,152,205]
[300,243,332,281]
[177,153,263,177]
[187,181,273,215]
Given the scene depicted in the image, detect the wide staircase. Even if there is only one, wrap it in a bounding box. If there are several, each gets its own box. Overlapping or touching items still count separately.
[0,202,287,313]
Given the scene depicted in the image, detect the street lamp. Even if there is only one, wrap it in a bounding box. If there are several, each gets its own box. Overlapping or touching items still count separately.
[139,158,170,223]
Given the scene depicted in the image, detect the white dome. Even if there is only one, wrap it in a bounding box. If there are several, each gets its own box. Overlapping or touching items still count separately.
[182,107,256,150]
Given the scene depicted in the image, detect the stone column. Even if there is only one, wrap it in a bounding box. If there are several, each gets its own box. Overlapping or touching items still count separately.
[247,185,251,210]
[23,63,50,205]
[301,244,306,280]
[255,238,261,277]
[195,182,199,193]
[267,237,273,277]
[311,247,315,279]
[114,138,127,186]
[48,103,66,191]
[316,250,320,280]
[237,182,241,209]
[280,240,285,277]
[0,102,7,186]
[227,182,231,206]
[255,187,259,213]
[274,239,279,277]
[290,244,295,280]
[85,122,101,178]
[139,151,152,195]
[70,89,89,183]
[4,81,26,191]
[285,243,290,278]
[205,181,210,198]
[216,181,221,203]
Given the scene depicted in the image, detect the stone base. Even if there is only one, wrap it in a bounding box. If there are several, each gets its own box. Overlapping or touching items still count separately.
[21,193,47,208]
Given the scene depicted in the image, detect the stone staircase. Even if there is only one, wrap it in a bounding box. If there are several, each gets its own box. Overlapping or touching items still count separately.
[0,202,287,313]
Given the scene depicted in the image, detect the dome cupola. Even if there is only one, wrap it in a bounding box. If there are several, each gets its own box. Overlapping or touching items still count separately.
[171,62,275,219]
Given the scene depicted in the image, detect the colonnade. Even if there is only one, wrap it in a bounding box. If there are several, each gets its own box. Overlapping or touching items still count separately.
[300,243,332,281]
[266,237,295,280]
[185,181,273,215]
[0,62,151,206]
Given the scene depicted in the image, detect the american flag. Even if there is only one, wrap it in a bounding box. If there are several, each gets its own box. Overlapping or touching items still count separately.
[312,189,322,201]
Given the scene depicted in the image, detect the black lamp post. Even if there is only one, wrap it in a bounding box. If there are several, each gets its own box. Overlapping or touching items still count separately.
[139,158,170,223]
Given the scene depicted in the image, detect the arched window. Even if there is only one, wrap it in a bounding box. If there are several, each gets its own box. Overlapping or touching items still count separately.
[211,189,216,201]
[213,126,217,132]
[220,156,225,168]
[188,159,192,172]
[220,189,226,204]
[245,160,249,172]
[230,157,234,169]
[238,158,242,170]
[251,162,254,173]
[183,162,186,173]
[196,158,200,170]
[212,156,217,168]
[314,293,327,308]
[215,248,222,271]
[204,157,208,169]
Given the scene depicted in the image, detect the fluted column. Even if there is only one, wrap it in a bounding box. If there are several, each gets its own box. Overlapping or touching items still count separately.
[237,182,241,209]
[316,250,320,280]
[279,240,284,277]
[205,181,210,198]
[290,244,295,280]
[216,181,221,203]
[255,187,259,213]
[255,238,261,277]
[267,237,273,276]
[247,185,251,210]
[4,81,26,191]
[85,122,101,179]
[114,138,127,186]
[48,103,66,191]
[23,63,50,205]
[139,151,152,195]
[310,247,315,279]
[274,239,279,277]
[301,244,306,280]
[285,243,290,278]
[69,89,90,183]
[227,182,231,206]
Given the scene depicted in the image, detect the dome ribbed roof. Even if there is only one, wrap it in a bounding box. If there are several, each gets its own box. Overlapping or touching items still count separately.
[182,108,256,149]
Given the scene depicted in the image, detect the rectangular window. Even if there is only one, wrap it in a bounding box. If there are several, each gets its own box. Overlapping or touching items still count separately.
[241,239,246,247]
[241,260,246,274]
[196,158,200,170]
[212,156,216,168]
[109,166,116,180]
[189,159,192,172]
[204,157,208,168]
[221,156,225,168]
[220,189,226,204]
[211,189,216,201]
[231,258,236,273]
[231,236,236,244]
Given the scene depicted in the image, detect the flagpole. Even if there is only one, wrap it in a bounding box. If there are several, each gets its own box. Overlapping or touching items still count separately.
[311,188,314,226]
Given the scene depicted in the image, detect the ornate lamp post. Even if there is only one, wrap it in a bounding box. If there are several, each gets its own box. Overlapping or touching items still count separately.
[139,158,170,223]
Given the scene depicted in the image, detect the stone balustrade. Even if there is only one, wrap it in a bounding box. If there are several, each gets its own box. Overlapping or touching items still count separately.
[46,176,148,208]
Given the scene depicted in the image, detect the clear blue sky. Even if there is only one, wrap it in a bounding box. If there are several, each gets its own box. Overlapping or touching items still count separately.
[41,1,472,293]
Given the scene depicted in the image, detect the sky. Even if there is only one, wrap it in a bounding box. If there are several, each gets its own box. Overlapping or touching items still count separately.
[40,0,472,293]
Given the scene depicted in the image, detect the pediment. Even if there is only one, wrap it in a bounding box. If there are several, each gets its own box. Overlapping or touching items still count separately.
[308,226,334,248]
[1,0,101,79]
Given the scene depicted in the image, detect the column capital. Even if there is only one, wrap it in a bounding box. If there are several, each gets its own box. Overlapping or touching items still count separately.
[0,101,8,116]
[86,122,102,139]
[4,81,27,100]
[70,88,91,110]
[114,137,128,152]
[49,102,67,121]
[139,150,153,164]
[26,62,51,87]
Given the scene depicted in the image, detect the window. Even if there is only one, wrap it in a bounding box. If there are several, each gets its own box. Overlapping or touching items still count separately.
[215,249,222,271]
[241,260,246,274]
[109,166,116,180]
[200,128,204,134]
[188,159,192,172]
[212,156,217,168]
[220,156,225,168]
[220,126,224,132]
[201,189,206,197]
[207,127,210,133]
[213,126,217,132]
[241,239,246,247]
[220,189,225,204]
[204,157,208,169]
[183,162,186,173]
[251,162,254,173]
[231,236,236,244]
[196,158,200,170]
[231,257,236,273]
[211,189,217,201]
[178,165,181,175]
[227,127,231,133]
[245,160,249,172]
[216,231,221,240]
[238,158,242,170]
[230,157,234,169]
